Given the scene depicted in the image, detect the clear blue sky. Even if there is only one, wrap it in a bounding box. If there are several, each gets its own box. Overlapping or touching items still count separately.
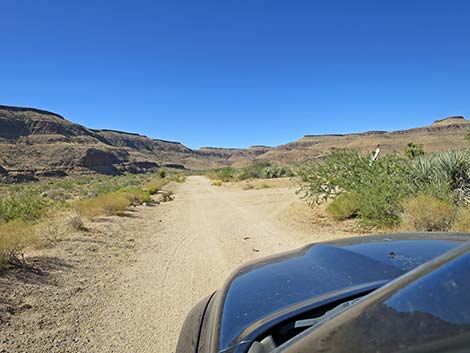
[1,1,469,149]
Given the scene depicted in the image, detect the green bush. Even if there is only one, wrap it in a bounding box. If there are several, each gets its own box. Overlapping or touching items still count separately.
[402,194,455,231]
[0,192,46,222]
[238,162,271,180]
[405,142,425,159]
[264,165,293,178]
[296,149,411,227]
[210,167,237,182]
[296,150,371,205]
[326,193,361,220]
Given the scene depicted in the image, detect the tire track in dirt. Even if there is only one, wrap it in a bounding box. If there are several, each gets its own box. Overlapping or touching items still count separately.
[81,176,327,353]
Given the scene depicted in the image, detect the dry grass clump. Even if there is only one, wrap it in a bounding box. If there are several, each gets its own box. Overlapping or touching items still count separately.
[67,212,86,231]
[73,192,130,219]
[0,172,186,273]
[212,180,222,187]
[452,208,470,232]
[243,183,255,190]
[73,187,152,219]
[0,220,35,270]
[119,188,151,205]
[402,194,455,231]
[145,179,167,195]
[171,174,187,183]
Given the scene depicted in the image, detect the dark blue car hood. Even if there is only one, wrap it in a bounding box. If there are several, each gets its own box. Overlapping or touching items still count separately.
[213,233,465,352]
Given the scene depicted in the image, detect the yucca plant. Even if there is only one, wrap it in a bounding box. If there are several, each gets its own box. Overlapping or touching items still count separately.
[409,150,470,205]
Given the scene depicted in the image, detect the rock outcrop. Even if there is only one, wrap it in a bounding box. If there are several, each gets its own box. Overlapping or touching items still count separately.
[1,104,469,179]
[0,105,240,177]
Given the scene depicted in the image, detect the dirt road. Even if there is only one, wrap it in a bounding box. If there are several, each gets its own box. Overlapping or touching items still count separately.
[1,176,357,353]
[84,176,317,353]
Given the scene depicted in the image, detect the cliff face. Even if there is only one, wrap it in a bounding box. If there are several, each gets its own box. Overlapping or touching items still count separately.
[0,105,233,178]
[1,104,469,180]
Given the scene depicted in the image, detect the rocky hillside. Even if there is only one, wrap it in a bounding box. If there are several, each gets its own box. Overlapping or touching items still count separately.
[0,105,236,181]
[255,116,470,164]
[0,105,469,181]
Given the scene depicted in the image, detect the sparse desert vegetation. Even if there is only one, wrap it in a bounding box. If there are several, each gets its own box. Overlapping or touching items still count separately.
[296,148,470,232]
[0,171,185,270]
[206,162,293,184]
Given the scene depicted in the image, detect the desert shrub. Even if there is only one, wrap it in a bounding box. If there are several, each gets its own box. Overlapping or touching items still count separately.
[146,179,167,195]
[158,169,167,178]
[296,150,371,204]
[405,142,425,159]
[119,188,151,205]
[73,192,130,219]
[238,163,271,180]
[243,183,255,190]
[212,180,222,187]
[357,159,413,228]
[171,174,186,183]
[67,212,86,231]
[42,188,70,202]
[211,167,237,182]
[326,193,361,220]
[0,220,35,270]
[296,150,411,227]
[95,193,129,216]
[39,221,66,244]
[452,207,470,232]
[264,165,293,178]
[402,194,455,231]
[0,192,46,222]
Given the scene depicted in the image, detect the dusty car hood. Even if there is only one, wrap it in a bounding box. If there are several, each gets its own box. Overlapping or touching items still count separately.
[214,234,464,352]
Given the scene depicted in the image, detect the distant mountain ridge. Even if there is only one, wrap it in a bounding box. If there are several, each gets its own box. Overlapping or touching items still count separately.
[0,105,469,181]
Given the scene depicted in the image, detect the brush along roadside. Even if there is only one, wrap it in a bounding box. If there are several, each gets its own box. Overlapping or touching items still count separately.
[0,173,185,272]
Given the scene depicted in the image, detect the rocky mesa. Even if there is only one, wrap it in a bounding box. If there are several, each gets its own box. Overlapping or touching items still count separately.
[0,105,469,180]
[0,105,264,180]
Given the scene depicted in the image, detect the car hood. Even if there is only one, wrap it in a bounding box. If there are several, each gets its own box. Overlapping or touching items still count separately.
[213,233,465,352]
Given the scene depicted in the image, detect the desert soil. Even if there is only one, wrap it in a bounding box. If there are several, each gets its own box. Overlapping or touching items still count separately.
[0,176,359,353]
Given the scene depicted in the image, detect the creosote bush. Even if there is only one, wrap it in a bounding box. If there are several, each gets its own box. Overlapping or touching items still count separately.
[0,192,46,222]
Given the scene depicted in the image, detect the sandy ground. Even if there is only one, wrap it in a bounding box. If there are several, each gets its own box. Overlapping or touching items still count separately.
[0,176,359,353]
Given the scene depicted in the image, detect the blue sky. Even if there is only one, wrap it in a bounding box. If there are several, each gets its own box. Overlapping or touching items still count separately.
[1,1,470,149]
